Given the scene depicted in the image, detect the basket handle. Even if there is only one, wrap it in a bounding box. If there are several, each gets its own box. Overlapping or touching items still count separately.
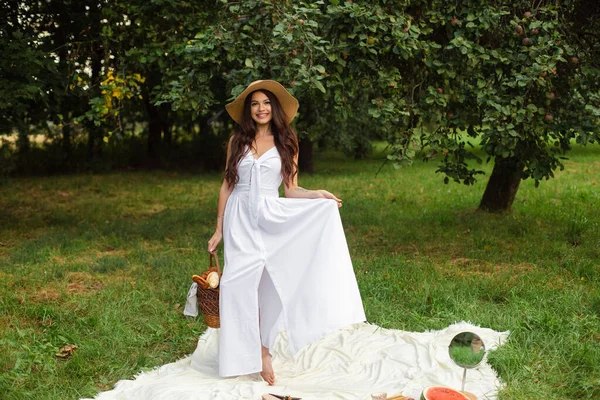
[210,252,221,273]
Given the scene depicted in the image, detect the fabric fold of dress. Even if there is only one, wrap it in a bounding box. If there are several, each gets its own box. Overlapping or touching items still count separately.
[218,146,366,377]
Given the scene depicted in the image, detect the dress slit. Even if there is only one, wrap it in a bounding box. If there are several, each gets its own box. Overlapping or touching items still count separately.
[258,265,286,352]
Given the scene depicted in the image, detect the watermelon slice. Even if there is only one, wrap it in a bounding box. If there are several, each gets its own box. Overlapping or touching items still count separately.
[420,386,470,400]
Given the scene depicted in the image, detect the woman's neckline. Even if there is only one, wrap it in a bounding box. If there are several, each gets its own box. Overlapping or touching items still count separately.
[248,145,277,161]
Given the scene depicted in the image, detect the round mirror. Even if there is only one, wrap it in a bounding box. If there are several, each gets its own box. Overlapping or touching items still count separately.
[448,331,485,368]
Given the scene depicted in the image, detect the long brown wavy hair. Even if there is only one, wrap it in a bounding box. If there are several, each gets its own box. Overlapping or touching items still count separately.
[225,89,299,187]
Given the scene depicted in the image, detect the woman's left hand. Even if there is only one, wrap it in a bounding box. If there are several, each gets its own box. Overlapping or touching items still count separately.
[318,190,343,207]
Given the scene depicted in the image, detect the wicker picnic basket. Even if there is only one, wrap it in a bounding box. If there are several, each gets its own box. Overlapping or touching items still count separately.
[195,253,222,328]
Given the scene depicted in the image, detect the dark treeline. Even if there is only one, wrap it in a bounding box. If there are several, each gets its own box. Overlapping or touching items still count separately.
[1,0,599,211]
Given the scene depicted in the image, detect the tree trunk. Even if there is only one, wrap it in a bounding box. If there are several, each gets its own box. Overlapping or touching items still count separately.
[87,126,104,159]
[17,123,30,154]
[479,156,525,212]
[298,137,314,174]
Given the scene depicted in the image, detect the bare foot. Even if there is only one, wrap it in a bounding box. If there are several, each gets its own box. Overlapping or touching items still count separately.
[260,345,275,386]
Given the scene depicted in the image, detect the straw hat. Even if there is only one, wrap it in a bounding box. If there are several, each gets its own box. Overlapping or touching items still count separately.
[225,80,299,125]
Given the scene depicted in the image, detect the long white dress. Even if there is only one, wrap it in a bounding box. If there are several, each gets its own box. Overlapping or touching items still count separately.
[218,145,366,377]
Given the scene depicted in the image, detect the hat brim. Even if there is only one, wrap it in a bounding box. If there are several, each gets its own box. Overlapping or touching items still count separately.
[225,80,299,125]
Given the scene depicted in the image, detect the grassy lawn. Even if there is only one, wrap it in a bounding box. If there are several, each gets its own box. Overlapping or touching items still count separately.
[1,143,599,399]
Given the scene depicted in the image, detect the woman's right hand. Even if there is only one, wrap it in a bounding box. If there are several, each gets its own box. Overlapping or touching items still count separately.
[207,231,222,254]
[317,189,343,207]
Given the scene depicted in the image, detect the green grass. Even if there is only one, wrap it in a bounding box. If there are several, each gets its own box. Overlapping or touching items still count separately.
[1,143,599,399]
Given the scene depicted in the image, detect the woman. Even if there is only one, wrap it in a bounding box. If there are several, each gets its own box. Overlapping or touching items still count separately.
[207,80,365,386]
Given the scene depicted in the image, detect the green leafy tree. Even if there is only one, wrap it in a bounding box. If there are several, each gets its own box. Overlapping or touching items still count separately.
[100,0,211,164]
[0,2,58,154]
[293,0,599,211]
[1,0,110,166]
[171,0,388,171]
[315,0,600,212]
[414,2,600,212]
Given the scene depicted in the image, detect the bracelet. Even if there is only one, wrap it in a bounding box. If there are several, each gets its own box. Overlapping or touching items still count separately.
[217,215,225,219]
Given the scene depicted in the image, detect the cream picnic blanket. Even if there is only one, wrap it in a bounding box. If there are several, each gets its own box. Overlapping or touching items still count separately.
[86,322,509,400]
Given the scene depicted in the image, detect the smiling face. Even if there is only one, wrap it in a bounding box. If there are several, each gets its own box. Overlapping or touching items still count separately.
[250,91,272,126]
